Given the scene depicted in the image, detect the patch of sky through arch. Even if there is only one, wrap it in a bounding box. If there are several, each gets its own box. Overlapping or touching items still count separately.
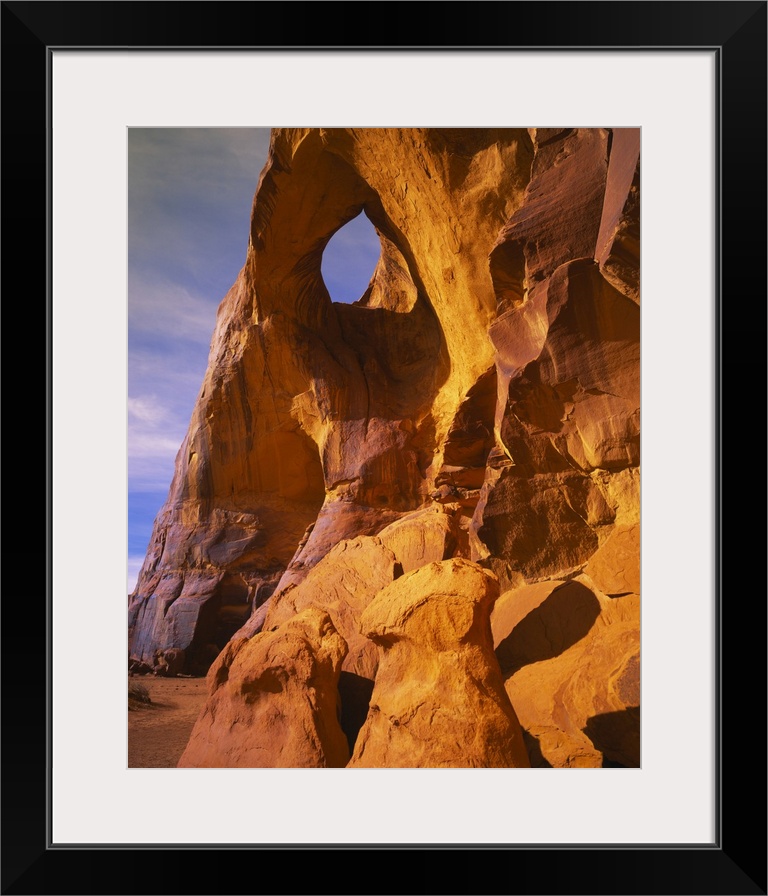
[321,212,381,304]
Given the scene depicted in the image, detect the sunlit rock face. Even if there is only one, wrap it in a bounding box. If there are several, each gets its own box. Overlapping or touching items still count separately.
[130,127,640,768]
[178,608,349,768]
[491,578,640,767]
[348,559,531,769]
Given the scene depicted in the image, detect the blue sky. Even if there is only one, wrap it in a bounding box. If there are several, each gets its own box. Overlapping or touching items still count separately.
[128,128,381,591]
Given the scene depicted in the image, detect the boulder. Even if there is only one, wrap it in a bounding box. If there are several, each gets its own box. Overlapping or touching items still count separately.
[152,647,186,677]
[264,536,399,681]
[349,559,530,768]
[493,579,640,767]
[178,608,349,768]
[376,505,459,573]
[584,523,640,596]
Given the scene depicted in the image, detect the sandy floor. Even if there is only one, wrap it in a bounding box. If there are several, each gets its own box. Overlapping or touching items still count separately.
[128,676,208,768]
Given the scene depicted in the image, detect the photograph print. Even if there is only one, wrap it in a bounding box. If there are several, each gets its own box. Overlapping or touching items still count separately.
[127,127,640,769]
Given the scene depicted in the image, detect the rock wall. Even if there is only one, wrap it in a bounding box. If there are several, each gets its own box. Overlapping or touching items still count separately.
[129,127,640,768]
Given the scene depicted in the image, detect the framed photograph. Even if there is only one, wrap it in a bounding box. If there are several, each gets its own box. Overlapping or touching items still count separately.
[4,2,765,893]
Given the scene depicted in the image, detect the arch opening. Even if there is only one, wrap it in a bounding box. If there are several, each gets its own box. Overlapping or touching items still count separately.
[321,211,382,304]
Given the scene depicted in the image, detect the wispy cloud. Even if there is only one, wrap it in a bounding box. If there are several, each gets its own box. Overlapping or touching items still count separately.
[128,128,271,295]
[127,554,147,594]
[130,346,210,397]
[128,389,189,493]
[129,335,208,495]
[128,395,167,425]
[129,433,185,493]
[129,275,220,348]
[129,430,186,459]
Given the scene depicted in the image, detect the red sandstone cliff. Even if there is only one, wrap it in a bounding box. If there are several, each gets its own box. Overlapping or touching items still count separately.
[129,127,640,768]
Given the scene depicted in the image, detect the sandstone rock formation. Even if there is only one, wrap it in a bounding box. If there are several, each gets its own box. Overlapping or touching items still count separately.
[348,559,531,768]
[130,127,640,768]
[178,608,349,768]
[259,535,399,749]
[491,577,639,767]
[129,128,534,674]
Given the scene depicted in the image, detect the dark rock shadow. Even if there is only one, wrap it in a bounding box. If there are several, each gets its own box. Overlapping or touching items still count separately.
[495,581,601,676]
[338,671,375,755]
[443,367,497,469]
[583,706,640,768]
[521,729,553,768]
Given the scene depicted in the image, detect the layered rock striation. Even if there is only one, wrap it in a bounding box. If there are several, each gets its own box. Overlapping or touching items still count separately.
[129,127,640,768]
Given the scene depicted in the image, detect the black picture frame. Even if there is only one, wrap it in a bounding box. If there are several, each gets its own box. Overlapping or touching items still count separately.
[3,3,765,894]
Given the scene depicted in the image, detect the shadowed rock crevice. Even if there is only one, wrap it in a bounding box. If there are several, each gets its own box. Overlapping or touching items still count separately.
[583,706,640,768]
[489,238,527,316]
[494,581,602,676]
[338,671,375,754]
[444,368,497,466]
[521,728,554,768]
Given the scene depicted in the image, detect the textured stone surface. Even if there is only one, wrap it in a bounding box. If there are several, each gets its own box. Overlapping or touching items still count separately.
[376,505,460,573]
[489,127,610,316]
[348,560,530,768]
[131,127,640,769]
[260,535,400,752]
[130,127,534,671]
[596,127,641,303]
[585,523,640,596]
[472,127,640,595]
[493,578,640,767]
[473,470,604,581]
[178,608,349,768]
[264,536,398,681]
[499,259,640,473]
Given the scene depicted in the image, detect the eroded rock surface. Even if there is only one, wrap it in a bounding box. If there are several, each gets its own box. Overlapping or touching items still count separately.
[348,559,530,768]
[178,608,349,768]
[129,127,534,669]
[377,505,461,573]
[263,536,398,681]
[492,578,640,767]
[130,127,640,769]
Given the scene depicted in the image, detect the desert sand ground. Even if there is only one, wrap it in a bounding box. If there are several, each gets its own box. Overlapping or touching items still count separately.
[128,676,208,768]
